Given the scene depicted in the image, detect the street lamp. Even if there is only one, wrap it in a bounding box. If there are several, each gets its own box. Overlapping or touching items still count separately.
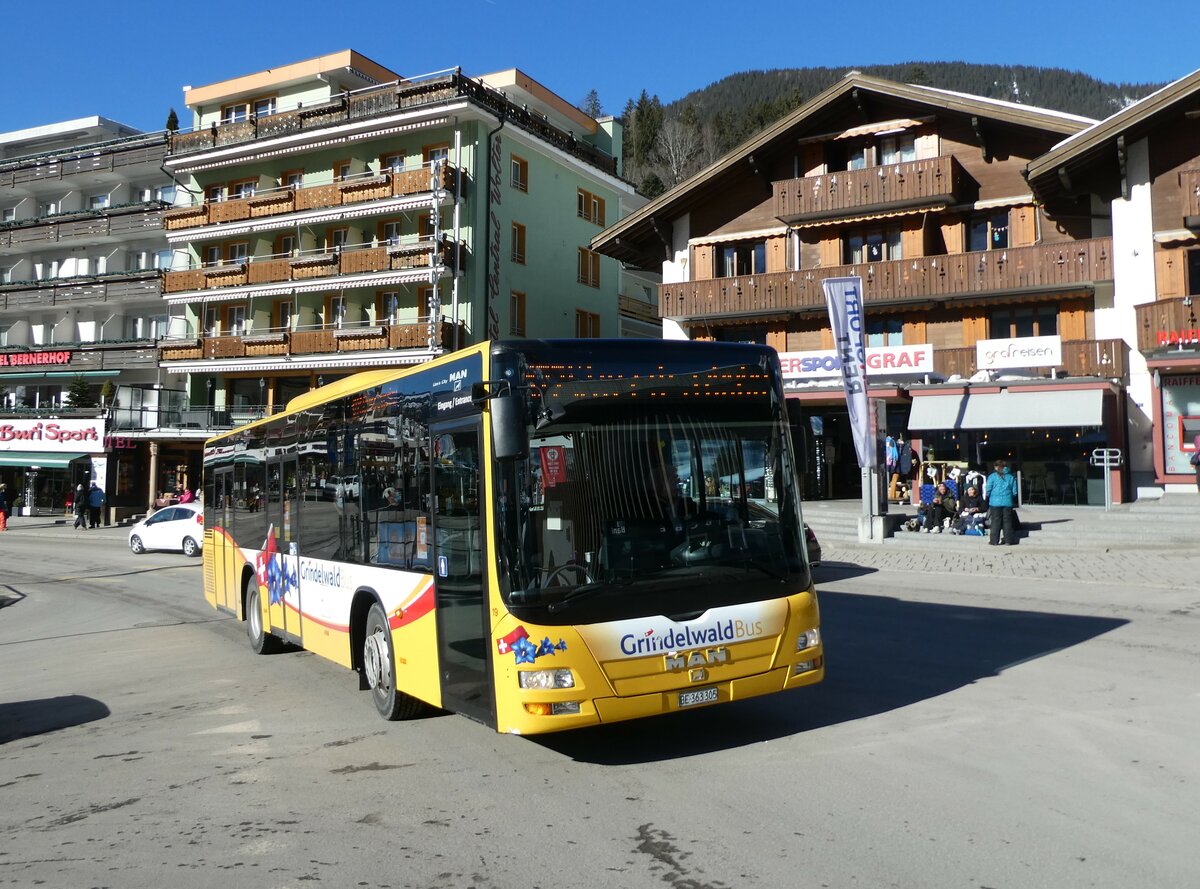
[259,378,266,413]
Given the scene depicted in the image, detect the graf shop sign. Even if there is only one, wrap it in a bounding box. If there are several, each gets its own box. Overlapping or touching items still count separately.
[779,344,934,381]
[0,418,103,452]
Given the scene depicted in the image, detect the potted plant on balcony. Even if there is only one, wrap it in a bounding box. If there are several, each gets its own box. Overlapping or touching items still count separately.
[100,379,116,408]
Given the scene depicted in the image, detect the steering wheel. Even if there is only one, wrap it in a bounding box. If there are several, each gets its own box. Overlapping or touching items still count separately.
[542,563,594,588]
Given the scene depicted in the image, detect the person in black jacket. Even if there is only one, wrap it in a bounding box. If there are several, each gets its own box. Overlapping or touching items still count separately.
[922,482,957,533]
[953,484,987,534]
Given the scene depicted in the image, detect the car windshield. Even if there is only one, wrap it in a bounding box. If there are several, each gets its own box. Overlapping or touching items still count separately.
[493,409,810,625]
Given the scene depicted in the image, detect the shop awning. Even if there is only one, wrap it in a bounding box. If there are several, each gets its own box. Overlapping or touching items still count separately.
[0,451,91,468]
[960,389,1104,429]
[907,395,966,430]
[907,389,1104,431]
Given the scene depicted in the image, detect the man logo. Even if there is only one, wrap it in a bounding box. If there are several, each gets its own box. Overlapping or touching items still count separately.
[664,647,729,672]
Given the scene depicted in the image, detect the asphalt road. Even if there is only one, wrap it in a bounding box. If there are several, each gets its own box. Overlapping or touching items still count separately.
[1,524,1196,888]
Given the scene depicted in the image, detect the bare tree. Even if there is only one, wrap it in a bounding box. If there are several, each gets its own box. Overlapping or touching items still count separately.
[655,118,704,187]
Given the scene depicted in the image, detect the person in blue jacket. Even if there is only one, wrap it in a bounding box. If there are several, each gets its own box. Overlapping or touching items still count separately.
[985,459,1019,546]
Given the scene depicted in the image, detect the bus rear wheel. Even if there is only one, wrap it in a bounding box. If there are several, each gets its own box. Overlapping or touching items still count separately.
[363,602,423,721]
[246,584,283,655]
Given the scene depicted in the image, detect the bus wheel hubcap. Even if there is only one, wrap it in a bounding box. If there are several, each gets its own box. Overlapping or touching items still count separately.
[365,630,390,691]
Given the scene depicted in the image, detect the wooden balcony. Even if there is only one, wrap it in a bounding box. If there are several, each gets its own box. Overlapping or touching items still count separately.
[0,205,165,248]
[160,167,459,233]
[161,240,461,294]
[0,270,162,309]
[0,133,167,188]
[0,340,158,372]
[1181,168,1200,224]
[167,72,617,176]
[932,338,1128,380]
[774,156,967,223]
[1134,297,1200,352]
[660,238,1114,319]
[158,319,466,362]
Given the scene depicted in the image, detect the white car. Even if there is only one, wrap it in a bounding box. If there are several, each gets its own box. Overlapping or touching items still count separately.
[129,503,204,557]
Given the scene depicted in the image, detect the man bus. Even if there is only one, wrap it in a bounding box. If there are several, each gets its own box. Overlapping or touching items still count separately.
[201,339,823,735]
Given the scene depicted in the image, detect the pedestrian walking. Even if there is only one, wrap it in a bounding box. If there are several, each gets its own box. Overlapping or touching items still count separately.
[1191,431,1200,493]
[73,484,88,530]
[87,482,106,529]
[0,483,8,532]
[985,459,1019,546]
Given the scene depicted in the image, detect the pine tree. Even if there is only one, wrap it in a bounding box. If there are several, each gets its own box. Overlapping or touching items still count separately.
[165,108,179,132]
[579,89,603,119]
[65,375,98,409]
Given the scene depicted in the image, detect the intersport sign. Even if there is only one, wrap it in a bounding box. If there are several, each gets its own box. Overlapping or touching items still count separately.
[779,344,934,381]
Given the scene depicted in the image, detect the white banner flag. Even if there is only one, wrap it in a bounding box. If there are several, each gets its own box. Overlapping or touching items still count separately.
[822,276,875,469]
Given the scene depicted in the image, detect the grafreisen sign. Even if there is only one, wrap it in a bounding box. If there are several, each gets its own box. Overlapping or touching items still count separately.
[0,419,103,453]
[975,335,1062,370]
[779,344,934,381]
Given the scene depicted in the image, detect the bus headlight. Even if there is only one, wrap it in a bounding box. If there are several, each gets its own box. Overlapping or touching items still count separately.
[518,668,575,689]
[796,628,821,651]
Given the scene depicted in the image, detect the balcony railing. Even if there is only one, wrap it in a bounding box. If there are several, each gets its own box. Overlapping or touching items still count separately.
[774,156,967,223]
[168,70,617,176]
[660,238,1114,319]
[0,339,158,371]
[0,269,162,309]
[162,238,463,294]
[1134,297,1200,352]
[109,403,283,433]
[162,164,458,232]
[0,202,168,248]
[158,318,465,362]
[1180,168,1200,224]
[0,132,168,187]
[931,337,1128,380]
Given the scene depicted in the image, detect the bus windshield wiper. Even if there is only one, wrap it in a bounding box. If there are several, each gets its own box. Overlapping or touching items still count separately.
[717,557,788,582]
[545,582,613,615]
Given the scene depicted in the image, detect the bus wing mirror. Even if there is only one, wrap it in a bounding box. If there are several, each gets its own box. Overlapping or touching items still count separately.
[786,400,809,475]
[490,394,528,461]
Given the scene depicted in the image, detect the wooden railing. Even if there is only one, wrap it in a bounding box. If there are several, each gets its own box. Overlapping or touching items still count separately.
[162,240,462,294]
[932,338,1128,380]
[0,340,158,371]
[168,72,617,175]
[0,205,165,248]
[0,133,168,188]
[0,270,162,310]
[158,319,466,362]
[774,156,967,222]
[1180,168,1200,222]
[660,238,1114,318]
[1134,297,1200,352]
[162,165,458,232]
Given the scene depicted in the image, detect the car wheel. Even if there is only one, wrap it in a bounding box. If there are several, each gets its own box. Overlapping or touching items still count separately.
[130,535,145,555]
[182,536,200,557]
[363,602,423,721]
[246,583,283,655]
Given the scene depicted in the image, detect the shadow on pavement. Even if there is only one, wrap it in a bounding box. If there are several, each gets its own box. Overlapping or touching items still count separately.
[536,589,1126,765]
[812,561,878,581]
[0,695,111,744]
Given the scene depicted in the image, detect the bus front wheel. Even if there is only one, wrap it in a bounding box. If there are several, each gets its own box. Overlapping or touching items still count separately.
[363,602,423,721]
[247,584,283,655]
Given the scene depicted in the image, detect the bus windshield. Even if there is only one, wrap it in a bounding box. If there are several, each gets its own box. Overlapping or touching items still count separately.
[494,409,809,625]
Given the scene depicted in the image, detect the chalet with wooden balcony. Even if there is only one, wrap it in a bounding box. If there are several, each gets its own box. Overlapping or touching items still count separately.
[159,49,643,443]
[595,73,1129,504]
[1029,67,1200,492]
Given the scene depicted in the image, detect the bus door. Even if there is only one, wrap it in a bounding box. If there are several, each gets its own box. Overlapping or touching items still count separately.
[213,465,238,612]
[265,454,302,644]
[431,419,493,723]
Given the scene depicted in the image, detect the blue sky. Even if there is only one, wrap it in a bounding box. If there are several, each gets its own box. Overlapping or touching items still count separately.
[2,0,1194,134]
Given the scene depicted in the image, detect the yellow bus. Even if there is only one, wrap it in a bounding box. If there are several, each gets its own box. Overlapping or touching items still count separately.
[201,339,823,734]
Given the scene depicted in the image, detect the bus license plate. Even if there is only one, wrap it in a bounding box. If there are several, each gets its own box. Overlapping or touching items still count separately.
[678,687,718,708]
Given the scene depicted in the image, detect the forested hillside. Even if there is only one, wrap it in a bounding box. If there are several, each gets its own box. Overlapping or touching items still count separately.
[607,61,1164,198]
